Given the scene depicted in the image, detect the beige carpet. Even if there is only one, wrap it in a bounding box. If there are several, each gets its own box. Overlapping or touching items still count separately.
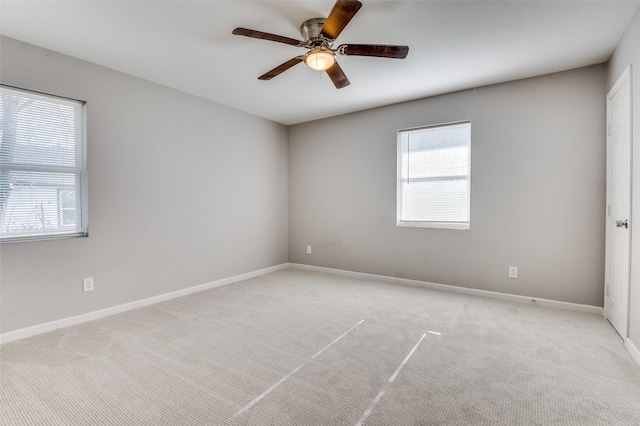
[1,268,639,425]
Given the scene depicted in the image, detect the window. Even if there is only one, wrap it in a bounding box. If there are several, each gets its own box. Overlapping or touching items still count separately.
[0,85,87,242]
[397,121,470,229]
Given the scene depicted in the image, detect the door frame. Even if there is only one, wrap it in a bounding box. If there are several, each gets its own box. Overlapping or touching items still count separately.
[604,64,633,338]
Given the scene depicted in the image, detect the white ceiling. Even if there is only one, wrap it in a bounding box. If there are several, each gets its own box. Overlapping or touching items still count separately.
[1,1,638,125]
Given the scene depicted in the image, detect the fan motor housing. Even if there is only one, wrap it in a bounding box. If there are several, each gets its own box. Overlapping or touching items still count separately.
[301,18,328,44]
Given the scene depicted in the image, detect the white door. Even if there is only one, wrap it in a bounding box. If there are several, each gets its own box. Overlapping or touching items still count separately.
[604,65,632,339]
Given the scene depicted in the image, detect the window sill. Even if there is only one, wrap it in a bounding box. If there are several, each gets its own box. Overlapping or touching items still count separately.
[397,221,469,230]
[0,232,88,244]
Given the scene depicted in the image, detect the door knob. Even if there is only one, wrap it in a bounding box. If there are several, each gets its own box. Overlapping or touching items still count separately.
[616,219,628,229]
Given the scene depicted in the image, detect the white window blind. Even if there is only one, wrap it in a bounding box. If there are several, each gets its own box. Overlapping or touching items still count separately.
[397,121,470,229]
[0,85,87,242]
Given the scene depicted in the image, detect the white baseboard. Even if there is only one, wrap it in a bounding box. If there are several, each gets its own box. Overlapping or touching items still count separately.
[626,338,640,368]
[0,262,606,345]
[289,263,604,316]
[0,263,290,345]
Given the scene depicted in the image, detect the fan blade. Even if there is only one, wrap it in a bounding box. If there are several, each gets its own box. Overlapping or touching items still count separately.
[320,0,362,40]
[258,56,304,80]
[326,61,351,89]
[232,28,302,47]
[339,44,409,59]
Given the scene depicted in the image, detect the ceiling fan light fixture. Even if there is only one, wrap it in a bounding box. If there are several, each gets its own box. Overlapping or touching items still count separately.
[304,48,335,71]
[232,0,408,88]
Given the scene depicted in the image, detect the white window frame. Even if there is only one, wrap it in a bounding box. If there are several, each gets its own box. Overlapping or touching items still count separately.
[397,120,471,230]
[0,85,88,243]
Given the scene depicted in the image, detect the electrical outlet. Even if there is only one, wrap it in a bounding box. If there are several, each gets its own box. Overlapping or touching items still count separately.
[508,266,518,279]
[83,277,94,292]
[306,245,312,254]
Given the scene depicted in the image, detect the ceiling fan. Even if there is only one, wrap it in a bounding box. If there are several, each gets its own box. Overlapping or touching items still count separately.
[232,0,409,89]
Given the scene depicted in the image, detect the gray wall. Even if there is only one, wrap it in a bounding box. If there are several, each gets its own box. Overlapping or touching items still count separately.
[289,65,606,307]
[0,32,615,335]
[0,37,289,333]
[607,7,640,349]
